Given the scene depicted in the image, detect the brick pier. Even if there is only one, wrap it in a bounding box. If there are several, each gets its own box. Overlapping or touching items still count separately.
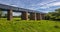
[30,12,36,20]
[36,13,42,20]
[7,9,13,21]
[21,11,28,20]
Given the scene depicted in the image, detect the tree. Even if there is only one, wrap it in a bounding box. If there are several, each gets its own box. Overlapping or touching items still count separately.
[55,8,60,13]
[45,8,60,20]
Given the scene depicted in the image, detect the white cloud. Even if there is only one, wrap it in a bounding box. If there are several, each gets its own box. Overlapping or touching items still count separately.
[42,2,60,8]
[51,2,60,6]
[28,7,38,10]
[28,0,58,9]
[35,2,60,9]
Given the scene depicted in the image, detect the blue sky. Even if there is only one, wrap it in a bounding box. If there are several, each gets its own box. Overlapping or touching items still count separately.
[0,0,60,16]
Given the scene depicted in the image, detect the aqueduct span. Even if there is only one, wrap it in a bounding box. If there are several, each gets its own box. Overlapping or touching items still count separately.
[0,4,45,21]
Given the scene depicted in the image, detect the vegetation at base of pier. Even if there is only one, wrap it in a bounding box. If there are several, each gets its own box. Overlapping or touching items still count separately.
[0,18,60,32]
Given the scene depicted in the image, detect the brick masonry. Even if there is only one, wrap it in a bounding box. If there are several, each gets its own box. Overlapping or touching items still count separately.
[36,13,42,20]
[21,11,28,20]
[7,9,13,21]
[30,12,36,20]
[41,14,45,20]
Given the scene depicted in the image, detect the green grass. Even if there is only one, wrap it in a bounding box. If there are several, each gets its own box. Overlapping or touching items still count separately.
[0,18,60,32]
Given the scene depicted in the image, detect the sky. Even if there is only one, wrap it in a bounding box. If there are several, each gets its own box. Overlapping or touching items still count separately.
[0,0,60,16]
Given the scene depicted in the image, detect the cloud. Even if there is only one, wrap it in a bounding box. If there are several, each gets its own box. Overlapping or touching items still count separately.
[51,2,60,6]
[28,0,58,10]
[40,2,60,9]
[37,0,57,6]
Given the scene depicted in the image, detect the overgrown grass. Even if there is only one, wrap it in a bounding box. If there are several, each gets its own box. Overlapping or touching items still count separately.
[0,18,60,32]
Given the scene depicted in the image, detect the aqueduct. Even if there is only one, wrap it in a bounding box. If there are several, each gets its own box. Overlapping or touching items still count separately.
[0,4,45,21]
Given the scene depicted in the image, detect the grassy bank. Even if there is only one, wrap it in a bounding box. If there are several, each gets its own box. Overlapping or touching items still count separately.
[0,18,60,32]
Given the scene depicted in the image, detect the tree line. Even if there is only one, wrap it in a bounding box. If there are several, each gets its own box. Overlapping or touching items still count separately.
[45,8,60,21]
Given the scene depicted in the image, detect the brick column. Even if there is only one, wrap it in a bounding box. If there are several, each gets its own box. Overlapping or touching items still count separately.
[36,13,43,20]
[40,14,43,20]
[36,13,41,20]
[30,12,36,20]
[21,11,28,20]
[41,14,45,20]
[7,9,13,21]
[0,9,2,19]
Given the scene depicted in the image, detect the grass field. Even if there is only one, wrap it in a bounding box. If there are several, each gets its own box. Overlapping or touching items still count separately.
[0,18,60,32]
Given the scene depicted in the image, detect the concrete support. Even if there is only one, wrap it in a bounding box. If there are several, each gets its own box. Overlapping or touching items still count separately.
[21,11,28,20]
[30,12,36,20]
[7,9,13,21]
[36,13,42,20]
